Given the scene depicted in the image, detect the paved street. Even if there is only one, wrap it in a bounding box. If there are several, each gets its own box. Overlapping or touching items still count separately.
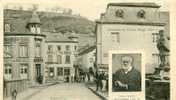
[26,83,101,100]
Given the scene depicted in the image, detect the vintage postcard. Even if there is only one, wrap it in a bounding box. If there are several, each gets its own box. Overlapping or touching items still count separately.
[1,0,174,100]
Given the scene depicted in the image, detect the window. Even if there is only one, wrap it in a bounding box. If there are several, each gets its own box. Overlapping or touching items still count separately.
[4,24,11,32]
[30,24,40,34]
[20,64,28,79]
[49,67,54,77]
[31,26,36,33]
[35,41,41,57]
[4,64,12,79]
[57,55,62,64]
[111,32,120,42]
[65,45,70,51]
[19,45,28,57]
[48,45,53,52]
[137,10,145,19]
[57,45,61,51]
[48,55,53,62]
[35,45,41,57]
[57,67,63,76]
[89,58,94,63]
[64,68,70,76]
[152,33,159,43]
[58,45,61,51]
[115,9,124,18]
[36,27,40,34]
[74,46,77,51]
[65,55,71,64]
[4,45,13,58]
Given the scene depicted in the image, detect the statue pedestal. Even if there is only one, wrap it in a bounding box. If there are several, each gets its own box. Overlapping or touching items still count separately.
[154,66,170,80]
[146,66,170,100]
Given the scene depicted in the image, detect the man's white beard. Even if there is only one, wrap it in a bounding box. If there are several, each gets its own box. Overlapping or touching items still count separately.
[122,65,131,72]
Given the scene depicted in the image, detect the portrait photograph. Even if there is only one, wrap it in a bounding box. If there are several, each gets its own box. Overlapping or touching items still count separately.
[111,53,142,92]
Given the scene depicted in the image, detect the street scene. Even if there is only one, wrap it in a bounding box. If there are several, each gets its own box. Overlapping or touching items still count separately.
[3,1,169,100]
[4,83,102,100]
[26,83,100,100]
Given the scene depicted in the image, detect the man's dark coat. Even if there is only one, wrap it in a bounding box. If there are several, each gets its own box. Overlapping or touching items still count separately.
[113,67,141,91]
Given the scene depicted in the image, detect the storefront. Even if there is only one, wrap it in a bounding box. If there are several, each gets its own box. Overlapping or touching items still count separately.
[46,66,73,82]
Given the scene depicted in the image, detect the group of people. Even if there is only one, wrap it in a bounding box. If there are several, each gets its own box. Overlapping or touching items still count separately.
[75,73,90,83]
[66,72,93,83]
[95,71,108,92]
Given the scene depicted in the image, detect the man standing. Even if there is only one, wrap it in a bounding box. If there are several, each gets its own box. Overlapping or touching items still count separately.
[113,56,141,91]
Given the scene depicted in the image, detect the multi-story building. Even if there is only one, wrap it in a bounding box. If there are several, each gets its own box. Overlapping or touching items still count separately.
[44,32,78,82]
[4,11,46,96]
[78,45,96,72]
[96,3,169,74]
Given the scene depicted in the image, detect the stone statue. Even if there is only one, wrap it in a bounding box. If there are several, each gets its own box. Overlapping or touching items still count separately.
[156,30,169,68]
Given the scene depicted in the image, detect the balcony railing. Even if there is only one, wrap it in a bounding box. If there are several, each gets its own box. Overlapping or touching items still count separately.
[45,62,58,64]
[34,57,43,62]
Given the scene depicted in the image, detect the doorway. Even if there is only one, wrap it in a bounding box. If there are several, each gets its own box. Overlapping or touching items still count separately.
[35,64,42,84]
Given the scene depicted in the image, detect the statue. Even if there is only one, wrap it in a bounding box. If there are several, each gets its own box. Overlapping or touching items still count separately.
[156,30,169,68]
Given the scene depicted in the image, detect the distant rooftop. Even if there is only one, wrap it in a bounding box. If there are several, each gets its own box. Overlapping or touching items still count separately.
[107,2,160,8]
[78,45,96,55]
[28,11,41,24]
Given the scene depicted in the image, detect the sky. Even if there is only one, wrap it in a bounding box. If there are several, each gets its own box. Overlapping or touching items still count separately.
[2,0,170,21]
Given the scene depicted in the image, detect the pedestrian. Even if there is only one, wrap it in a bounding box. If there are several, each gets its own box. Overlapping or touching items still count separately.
[83,73,85,82]
[105,73,109,91]
[95,71,100,91]
[71,73,74,83]
[102,72,106,92]
[88,73,90,82]
[99,72,103,91]
[12,89,17,100]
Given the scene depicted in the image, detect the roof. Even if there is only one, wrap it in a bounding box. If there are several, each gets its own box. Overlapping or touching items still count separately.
[78,45,96,55]
[4,32,46,37]
[68,32,79,38]
[96,20,166,26]
[77,34,95,49]
[107,2,160,8]
[4,9,39,33]
[45,33,77,43]
[28,11,41,24]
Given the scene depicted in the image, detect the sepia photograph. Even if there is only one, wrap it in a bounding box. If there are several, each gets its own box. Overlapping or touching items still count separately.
[112,54,141,92]
[2,0,171,100]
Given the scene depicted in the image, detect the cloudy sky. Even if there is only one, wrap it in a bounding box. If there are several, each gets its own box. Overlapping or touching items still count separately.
[2,0,170,21]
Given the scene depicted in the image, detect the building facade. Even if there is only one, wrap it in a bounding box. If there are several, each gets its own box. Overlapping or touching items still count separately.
[96,3,169,73]
[44,33,78,82]
[4,11,46,96]
[3,10,79,96]
[78,45,96,73]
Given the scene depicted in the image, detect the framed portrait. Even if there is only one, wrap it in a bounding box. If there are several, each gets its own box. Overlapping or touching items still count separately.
[109,50,145,99]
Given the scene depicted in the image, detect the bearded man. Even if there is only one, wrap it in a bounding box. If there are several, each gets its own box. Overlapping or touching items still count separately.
[113,56,141,91]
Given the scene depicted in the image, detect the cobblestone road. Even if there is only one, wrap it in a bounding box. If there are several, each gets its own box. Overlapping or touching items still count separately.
[27,83,101,100]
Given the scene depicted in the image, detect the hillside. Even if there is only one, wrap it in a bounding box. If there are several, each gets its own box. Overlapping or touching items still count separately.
[4,9,96,48]
[4,9,96,34]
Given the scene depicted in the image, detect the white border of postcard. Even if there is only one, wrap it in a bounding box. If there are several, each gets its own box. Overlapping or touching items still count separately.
[108,50,145,100]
